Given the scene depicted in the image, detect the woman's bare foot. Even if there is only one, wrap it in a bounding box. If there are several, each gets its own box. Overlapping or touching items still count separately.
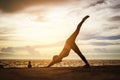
[83,64,90,68]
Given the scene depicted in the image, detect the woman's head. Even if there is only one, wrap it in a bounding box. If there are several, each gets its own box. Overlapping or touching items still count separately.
[53,55,59,61]
[52,55,62,63]
[47,55,60,67]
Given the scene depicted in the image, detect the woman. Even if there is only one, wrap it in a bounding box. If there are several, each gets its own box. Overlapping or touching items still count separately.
[47,15,90,68]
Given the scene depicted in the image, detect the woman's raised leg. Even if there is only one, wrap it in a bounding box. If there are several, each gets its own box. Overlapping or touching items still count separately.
[67,15,89,42]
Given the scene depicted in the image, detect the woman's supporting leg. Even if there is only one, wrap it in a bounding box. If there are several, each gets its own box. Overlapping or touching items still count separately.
[72,43,89,65]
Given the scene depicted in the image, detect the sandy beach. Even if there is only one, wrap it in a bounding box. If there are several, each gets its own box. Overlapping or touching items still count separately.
[0,66,120,80]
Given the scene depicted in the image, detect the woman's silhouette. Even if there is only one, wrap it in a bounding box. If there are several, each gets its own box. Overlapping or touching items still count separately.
[47,15,90,67]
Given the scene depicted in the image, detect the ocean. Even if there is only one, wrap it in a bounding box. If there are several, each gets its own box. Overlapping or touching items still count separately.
[0,59,120,68]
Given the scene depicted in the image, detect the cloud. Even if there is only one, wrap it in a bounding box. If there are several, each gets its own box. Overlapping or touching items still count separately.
[86,0,105,8]
[0,46,26,55]
[0,26,17,41]
[0,37,9,41]
[0,52,15,58]
[87,0,120,9]
[104,26,119,31]
[90,42,120,46]
[1,47,15,53]
[0,0,71,13]
[33,41,64,48]
[80,33,120,40]
[34,16,48,22]
[108,16,120,21]
[100,35,120,40]
[0,40,64,55]
[0,26,16,34]
[0,47,19,58]
[0,45,41,56]
[94,48,120,53]
[111,4,120,9]
[26,46,40,55]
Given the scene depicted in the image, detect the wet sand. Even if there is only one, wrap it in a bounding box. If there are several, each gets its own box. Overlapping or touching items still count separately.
[0,66,120,80]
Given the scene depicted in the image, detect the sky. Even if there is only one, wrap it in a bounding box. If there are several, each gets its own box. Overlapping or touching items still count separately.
[0,0,120,59]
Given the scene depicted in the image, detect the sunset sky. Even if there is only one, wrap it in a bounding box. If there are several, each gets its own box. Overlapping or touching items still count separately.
[0,0,120,59]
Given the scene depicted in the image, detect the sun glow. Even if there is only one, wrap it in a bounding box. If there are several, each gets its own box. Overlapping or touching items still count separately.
[12,8,69,44]
[16,27,41,40]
